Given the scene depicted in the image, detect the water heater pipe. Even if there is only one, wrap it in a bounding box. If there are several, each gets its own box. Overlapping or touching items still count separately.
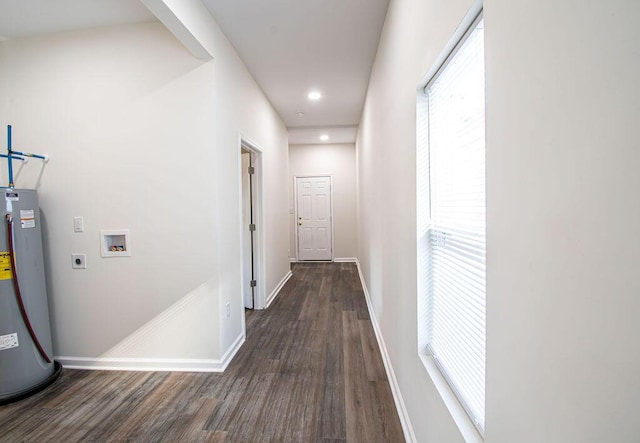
[9,150,48,162]
[0,154,26,162]
[6,125,48,188]
[7,125,14,188]
[5,214,52,364]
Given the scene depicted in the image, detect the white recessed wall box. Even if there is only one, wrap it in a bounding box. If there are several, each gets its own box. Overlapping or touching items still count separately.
[100,229,131,257]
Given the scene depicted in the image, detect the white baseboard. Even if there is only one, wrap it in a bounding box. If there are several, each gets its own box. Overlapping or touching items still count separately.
[217,332,245,371]
[355,258,417,443]
[290,257,357,263]
[56,332,245,373]
[265,270,292,308]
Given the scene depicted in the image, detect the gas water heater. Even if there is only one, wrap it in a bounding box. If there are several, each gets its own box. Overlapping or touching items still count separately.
[0,126,60,404]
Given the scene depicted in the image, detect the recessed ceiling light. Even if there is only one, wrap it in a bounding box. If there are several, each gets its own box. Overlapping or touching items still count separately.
[320,134,329,141]
[308,91,322,101]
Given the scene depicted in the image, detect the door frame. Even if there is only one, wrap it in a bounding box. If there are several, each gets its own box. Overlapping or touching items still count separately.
[293,174,335,262]
[238,135,266,309]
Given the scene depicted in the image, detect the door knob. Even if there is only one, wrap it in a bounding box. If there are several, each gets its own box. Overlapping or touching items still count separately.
[298,222,302,226]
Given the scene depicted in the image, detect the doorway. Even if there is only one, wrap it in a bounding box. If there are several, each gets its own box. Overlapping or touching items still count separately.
[240,140,264,309]
[295,175,333,261]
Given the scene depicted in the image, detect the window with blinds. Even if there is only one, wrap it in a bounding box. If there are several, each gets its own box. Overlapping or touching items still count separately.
[417,15,486,434]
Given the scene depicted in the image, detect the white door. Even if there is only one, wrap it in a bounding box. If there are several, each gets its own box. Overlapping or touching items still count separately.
[296,176,332,261]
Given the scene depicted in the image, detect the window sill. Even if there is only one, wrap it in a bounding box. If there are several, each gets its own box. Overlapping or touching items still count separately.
[420,353,484,442]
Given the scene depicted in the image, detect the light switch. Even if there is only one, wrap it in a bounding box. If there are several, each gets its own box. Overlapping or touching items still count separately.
[73,216,84,232]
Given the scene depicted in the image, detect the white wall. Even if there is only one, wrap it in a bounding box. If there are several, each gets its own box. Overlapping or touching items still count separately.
[358,0,476,440]
[0,16,290,367]
[484,1,640,441]
[357,0,640,441]
[289,143,358,260]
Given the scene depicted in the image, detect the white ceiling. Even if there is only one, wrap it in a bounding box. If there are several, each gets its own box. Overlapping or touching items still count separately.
[0,0,389,144]
[0,0,157,40]
[202,0,388,134]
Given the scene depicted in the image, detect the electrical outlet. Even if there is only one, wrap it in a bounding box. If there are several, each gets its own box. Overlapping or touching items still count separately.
[71,253,87,269]
[225,302,231,318]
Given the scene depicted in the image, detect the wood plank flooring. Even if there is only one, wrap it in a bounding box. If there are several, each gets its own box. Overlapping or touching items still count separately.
[0,262,405,442]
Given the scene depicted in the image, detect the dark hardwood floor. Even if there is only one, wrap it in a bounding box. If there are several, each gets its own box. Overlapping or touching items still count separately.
[0,262,405,442]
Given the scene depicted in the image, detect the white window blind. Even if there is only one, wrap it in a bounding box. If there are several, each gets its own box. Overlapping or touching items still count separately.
[423,17,486,433]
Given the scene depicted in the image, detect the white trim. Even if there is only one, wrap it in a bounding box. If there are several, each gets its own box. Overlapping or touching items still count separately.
[218,332,246,371]
[418,0,483,91]
[354,259,417,443]
[238,134,266,310]
[265,270,292,308]
[333,257,357,263]
[290,260,331,263]
[293,174,334,261]
[56,333,245,373]
[420,355,482,443]
[289,257,297,263]
[415,2,485,440]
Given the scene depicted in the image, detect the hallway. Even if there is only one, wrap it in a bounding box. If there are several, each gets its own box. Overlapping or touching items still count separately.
[0,263,404,442]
